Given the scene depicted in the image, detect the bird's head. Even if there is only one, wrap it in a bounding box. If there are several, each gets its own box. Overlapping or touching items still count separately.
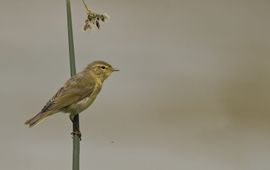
[84,60,119,81]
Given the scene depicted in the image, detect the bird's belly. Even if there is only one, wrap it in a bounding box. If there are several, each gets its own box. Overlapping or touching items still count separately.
[64,96,96,114]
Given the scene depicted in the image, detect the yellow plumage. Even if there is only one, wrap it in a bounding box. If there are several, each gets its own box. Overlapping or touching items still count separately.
[25,60,118,127]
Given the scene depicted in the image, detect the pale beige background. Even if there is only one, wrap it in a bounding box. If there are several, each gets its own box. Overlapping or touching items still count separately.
[0,0,270,170]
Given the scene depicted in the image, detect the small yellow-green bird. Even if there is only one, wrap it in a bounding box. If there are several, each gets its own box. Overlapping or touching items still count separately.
[25,60,118,129]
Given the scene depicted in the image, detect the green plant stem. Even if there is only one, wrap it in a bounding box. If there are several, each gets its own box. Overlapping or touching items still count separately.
[66,0,80,170]
[80,0,91,12]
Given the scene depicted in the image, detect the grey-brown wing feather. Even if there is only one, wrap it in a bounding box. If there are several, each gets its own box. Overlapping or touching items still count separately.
[40,87,64,112]
[40,73,95,113]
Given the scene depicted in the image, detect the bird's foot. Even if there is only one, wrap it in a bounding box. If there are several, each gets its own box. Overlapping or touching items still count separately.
[71,131,81,141]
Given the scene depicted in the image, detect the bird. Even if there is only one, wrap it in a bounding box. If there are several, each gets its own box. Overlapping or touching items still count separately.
[25,60,118,132]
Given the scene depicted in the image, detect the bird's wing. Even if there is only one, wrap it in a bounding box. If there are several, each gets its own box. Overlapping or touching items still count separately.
[40,73,95,113]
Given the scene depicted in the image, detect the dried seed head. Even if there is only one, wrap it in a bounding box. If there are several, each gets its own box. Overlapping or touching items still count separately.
[96,21,100,29]
[83,11,109,31]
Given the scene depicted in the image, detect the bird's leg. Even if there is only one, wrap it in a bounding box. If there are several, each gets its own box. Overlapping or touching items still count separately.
[71,131,81,140]
[70,114,81,140]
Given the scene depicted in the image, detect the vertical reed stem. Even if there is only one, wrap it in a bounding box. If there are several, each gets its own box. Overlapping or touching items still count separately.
[66,0,80,170]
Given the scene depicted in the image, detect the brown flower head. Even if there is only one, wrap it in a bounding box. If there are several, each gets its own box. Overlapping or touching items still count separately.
[83,11,109,31]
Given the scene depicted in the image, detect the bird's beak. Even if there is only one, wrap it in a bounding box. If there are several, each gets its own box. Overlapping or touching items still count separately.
[112,68,119,72]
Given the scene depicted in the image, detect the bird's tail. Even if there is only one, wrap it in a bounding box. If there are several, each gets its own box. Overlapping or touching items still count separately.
[25,111,54,127]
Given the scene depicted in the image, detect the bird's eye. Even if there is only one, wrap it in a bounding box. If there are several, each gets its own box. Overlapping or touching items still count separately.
[101,66,106,69]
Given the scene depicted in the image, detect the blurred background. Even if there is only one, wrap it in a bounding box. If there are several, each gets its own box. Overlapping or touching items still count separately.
[0,0,270,170]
